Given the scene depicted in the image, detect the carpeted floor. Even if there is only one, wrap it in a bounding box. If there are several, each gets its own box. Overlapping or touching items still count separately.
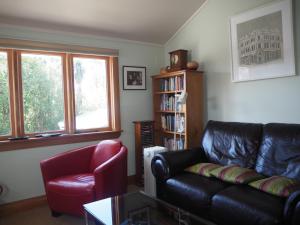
[0,185,141,225]
[0,205,85,225]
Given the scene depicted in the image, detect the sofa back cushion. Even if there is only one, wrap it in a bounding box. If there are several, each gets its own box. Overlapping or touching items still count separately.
[202,120,263,168]
[90,139,122,172]
[255,123,300,181]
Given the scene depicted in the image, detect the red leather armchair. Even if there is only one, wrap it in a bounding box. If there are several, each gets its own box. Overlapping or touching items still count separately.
[40,139,127,216]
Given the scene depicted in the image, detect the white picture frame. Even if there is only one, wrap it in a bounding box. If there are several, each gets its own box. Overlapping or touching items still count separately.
[230,0,295,82]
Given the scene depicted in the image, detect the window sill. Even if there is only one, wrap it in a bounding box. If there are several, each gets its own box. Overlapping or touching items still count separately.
[0,130,122,152]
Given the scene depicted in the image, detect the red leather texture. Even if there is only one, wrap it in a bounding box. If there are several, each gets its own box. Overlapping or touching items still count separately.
[40,139,128,216]
[90,139,122,171]
[40,145,95,183]
[94,146,128,200]
[47,174,95,195]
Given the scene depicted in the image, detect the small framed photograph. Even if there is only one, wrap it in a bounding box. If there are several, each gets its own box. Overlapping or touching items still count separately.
[123,66,146,90]
[230,0,295,82]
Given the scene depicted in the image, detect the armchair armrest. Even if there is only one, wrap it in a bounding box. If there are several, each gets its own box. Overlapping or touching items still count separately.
[40,145,95,183]
[93,146,127,200]
[151,147,208,182]
[284,190,300,225]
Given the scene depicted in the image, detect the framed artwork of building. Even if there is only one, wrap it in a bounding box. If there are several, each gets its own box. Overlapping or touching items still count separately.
[230,0,295,82]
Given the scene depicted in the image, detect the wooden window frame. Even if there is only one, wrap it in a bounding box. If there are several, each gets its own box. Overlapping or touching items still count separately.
[0,49,12,140]
[16,50,66,137]
[0,47,121,152]
[70,54,112,133]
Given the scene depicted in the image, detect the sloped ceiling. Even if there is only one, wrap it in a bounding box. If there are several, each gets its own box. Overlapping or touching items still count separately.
[0,0,206,44]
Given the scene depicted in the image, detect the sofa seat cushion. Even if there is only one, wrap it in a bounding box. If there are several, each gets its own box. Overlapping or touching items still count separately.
[249,176,300,197]
[210,165,265,184]
[46,173,95,215]
[162,172,230,216]
[211,185,285,225]
[185,163,222,177]
[47,173,95,195]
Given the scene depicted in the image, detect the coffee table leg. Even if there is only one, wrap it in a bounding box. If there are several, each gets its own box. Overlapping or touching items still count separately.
[84,210,89,225]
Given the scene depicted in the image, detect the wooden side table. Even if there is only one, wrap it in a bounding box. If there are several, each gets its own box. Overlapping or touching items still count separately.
[133,120,155,186]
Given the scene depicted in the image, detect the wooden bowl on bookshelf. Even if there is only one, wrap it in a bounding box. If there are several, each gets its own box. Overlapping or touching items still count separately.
[187,61,199,70]
[160,66,170,74]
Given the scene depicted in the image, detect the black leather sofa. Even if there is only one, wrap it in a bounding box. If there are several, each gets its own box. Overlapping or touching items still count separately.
[151,121,300,225]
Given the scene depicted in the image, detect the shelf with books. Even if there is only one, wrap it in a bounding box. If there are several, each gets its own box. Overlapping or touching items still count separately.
[152,70,204,150]
[159,94,184,112]
[160,114,185,133]
[158,76,184,92]
[154,90,183,94]
[164,137,185,151]
[161,130,186,136]
[156,110,185,114]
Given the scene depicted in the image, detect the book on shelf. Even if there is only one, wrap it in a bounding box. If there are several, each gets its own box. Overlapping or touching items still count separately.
[160,94,182,112]
[159,76,184,91]
[160,114,185,133]
[163,137,185,150]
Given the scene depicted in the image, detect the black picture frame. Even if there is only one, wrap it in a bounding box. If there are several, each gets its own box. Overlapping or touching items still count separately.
[123,66,146,90]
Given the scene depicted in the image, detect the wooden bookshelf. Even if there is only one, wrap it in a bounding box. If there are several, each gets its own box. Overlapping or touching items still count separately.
[152,70,204,150]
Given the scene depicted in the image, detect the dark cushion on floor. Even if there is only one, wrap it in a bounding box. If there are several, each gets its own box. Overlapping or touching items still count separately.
[211,185,285,225]
[161,172,231,216]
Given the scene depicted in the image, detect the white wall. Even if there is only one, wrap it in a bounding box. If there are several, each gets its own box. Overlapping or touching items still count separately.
[0,26,163,204]
[165,0,300,124]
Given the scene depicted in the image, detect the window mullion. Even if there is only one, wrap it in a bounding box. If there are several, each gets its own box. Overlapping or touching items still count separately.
[62,53,70,134]
[110,57,121,131]
[106,58,112,130]
[8,50,25,137]
[16,51,25,137]
[65,54,76,134]
[6,49,15,137]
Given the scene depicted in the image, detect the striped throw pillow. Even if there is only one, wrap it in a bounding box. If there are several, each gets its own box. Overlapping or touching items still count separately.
[210,165,264,184]
[249,176,300,197]
[185,163,221,177]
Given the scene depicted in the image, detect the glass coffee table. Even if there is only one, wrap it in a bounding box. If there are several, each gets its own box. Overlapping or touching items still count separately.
[83,191,215,225]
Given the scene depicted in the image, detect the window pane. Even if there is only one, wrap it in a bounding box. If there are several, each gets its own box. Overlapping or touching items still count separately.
[21,53,65,133]
[73,57,109,130]
[0,52,11,135]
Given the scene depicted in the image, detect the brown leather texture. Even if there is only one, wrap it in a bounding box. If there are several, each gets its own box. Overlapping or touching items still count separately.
[211,185,285,225]
[152,120,300,225]
[202,120,263,168]
[160,172,230,218]
[255,123,300,181]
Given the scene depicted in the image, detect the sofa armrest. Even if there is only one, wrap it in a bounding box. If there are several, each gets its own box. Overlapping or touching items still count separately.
[40,145,95,183]
[284,190,300,225]
[151,147,208,182]
[93,146,127,200]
